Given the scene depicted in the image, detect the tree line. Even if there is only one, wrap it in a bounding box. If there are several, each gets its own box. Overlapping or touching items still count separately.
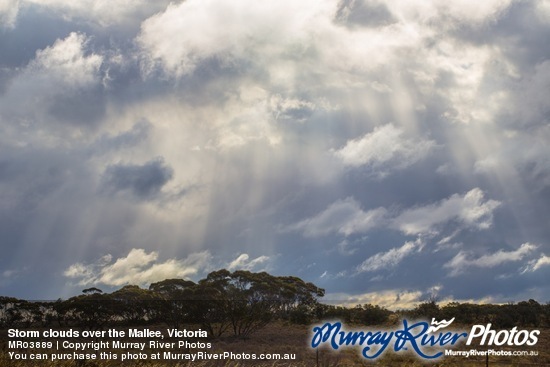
[0,269,324,337]
[1,269,549,337]
[320,299,550,328]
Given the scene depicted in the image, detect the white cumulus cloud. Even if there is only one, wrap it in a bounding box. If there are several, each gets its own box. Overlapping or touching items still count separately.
[288,197,387,237]
[356,238,423,273]
[0,0,19,28]
[64,248,212,287]
[333,123,436,174]
[325,289,423,310]
[28,32,103,89]
[137,0,336,77]
[227,253,270,271]
[444,243,537,276]
[391,188,501,235]
[291,188,499,238]
[0,32,103,124]
[23,0,172,27]
[522,253,550,273]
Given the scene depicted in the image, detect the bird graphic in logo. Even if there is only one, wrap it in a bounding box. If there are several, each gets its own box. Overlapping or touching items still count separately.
[427,317,456,333]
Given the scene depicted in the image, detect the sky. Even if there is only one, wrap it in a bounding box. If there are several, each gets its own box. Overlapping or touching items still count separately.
[0,0,549,309]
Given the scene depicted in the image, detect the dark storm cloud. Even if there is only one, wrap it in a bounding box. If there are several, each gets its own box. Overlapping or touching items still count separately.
[49,85,106,126]
[447,1,550,64]
[102,158,174,199]
[0,7,84,67]
[0,144,104,296]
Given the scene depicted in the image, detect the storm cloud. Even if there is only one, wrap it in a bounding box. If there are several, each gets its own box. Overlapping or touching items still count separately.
[102,158,174,199]
[0,0,548,306]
